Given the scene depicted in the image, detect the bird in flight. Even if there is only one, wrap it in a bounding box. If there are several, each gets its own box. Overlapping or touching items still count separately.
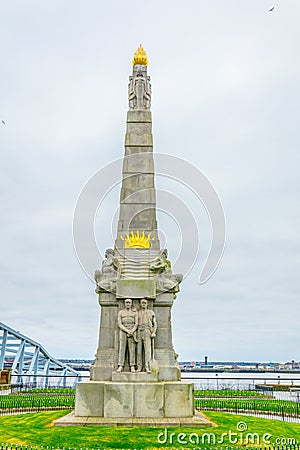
[269,6,275,11]
[1,120,5,125]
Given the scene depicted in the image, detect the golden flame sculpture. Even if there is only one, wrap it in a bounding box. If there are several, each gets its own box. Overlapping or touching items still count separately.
[132,44,148,66]
[120,231,154,248]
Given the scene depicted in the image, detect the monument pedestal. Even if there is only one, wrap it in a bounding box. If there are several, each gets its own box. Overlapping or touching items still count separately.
[55,378,211,427]
[75,380,194,418]
[55,372,211,427]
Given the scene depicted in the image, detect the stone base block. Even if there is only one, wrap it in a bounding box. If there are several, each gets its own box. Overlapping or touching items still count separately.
[55,410,212,427]
[157,365,181,382]
[112,371,158,382]
[75,381,104,417]
[74,380,194,418]
[90,365,112,381]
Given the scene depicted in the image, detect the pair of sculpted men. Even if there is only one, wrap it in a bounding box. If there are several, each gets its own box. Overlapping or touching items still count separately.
[117,298,157,374]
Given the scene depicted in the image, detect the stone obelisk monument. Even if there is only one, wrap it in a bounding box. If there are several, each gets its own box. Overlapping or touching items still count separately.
[56,46,210,426]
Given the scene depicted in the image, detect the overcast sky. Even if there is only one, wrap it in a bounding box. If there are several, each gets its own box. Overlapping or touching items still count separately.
[0,0,299,363]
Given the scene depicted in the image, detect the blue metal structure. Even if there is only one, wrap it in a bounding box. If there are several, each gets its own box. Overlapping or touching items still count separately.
[0,322,81,387]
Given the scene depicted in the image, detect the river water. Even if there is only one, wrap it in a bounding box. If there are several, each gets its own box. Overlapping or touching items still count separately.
[181,371,300,386]
[181,371,300,401]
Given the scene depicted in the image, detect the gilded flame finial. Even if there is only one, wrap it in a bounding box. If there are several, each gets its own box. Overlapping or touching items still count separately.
[132,44,148,66]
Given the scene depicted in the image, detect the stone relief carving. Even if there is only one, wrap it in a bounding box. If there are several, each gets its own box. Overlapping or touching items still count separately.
[150,249,183,293]
[128,67,151,110]
[94,248,120,294]
[117,298,138,373]
[116,298,157,374]
[137,298,157,373]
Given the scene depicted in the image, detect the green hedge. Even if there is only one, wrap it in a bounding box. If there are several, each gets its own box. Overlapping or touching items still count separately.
[0,395,75,409]
[194,389,271,398]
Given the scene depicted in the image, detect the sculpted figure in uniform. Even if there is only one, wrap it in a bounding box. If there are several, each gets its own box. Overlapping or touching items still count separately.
[117,299,138,373]
[137,298,157,374]
[94,248,120,294]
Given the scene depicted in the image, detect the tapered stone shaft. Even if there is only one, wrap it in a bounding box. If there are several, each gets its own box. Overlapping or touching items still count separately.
[115,77,159,251]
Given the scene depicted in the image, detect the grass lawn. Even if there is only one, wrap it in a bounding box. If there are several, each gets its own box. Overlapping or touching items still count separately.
[0,410,299,448]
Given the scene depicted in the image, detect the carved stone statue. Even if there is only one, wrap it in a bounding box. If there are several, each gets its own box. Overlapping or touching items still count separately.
[117,298,138,373]
[137,298,157,373]
[128,68,151,110]
[150,249,183,293]
[94,248,120,294]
